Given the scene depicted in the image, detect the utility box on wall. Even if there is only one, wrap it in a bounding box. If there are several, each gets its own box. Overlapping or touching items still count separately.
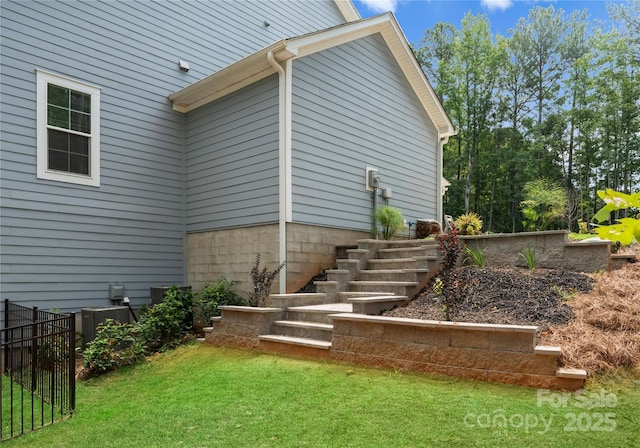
[81,306,130,349]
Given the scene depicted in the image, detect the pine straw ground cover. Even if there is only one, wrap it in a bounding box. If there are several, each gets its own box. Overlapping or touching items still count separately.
[384,245,640,374]
[539,262,640,372]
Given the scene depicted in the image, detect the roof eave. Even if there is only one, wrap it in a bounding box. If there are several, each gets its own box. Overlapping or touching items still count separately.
[169,12,455,137]
[169,40,293,113]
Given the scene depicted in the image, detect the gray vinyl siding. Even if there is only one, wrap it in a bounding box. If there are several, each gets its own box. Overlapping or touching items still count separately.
[184,76,280,232]
[290,34,439,230]
[0,0,345,311]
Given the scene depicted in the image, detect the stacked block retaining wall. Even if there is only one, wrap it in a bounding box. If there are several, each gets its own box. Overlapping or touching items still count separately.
[461,230,611,272]
[206,307,586,390]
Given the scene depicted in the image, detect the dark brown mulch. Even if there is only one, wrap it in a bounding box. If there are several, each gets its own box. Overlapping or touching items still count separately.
[384,266,595,332]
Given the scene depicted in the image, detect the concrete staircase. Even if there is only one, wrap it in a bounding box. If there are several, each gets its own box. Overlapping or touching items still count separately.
[258,239,440,354]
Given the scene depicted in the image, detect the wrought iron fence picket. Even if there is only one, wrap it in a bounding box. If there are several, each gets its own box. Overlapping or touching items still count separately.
[1,300,75,441]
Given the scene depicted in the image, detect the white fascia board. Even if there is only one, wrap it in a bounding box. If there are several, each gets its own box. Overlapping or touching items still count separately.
[374,16,455,138]
[286,14,390,58]
[288,13,455,138]
[333,0,361,22]
[169,40,293,112]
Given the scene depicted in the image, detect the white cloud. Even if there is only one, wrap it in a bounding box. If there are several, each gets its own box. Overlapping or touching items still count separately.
[359,0,400,14]
[480,0,514,12]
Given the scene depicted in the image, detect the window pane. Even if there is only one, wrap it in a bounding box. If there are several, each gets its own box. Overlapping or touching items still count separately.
[71,111,90,133]
[71,91,91,113]
[48,129,69,150]
[48,149,69,172]
[70,134,90,174]
[47,130,90,175]
[48,105,69,128]
[47,85,68,107]
[70,134,89,156]
[70,153,89,175]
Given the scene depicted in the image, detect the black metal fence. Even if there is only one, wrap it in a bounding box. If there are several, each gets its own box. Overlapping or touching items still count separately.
[1,300,76,441]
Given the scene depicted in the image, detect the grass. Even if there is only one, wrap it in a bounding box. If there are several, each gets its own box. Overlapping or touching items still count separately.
[2,375,57,440]
[4,343,640,447]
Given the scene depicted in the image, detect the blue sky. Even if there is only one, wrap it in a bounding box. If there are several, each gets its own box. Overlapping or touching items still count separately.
[353,0,627,44]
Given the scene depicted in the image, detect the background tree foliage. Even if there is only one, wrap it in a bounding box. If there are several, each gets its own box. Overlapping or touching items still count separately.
[416,1,640,232]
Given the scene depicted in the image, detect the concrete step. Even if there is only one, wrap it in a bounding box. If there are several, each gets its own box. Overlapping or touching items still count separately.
[414,255,439,270]
[336,259,360,275]
[268,293,328,308]
[356,269,419,282]
[367,258,417,270]
[325,269,351,288]
[258,334,331,357]
[271,320,333,341]
[381,240,438,249]
[314,280,338,301]
[376,246,433,259]
[326,269,350,277]
[348,295,409,314]
[286,303,352,324]
[347,281,418,296]
[337,291,393,301]
[347,248,370,259]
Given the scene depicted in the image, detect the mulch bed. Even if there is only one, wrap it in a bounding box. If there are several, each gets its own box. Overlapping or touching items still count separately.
[384,257,640,373]
[384,266,595,333]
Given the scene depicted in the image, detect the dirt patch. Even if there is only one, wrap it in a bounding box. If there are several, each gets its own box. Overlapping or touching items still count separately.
[384,267,593,332]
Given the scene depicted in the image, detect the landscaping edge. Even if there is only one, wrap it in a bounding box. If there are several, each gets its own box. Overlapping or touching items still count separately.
[205,306,587,390]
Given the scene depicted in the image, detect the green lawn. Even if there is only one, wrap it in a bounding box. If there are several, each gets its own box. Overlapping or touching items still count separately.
[4,343,640,447]
[2,374,57,440]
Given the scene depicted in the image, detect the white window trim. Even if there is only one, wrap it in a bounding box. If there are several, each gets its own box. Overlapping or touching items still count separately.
[36,69,101,187]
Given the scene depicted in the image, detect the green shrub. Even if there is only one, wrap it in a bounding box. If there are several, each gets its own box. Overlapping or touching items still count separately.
[375,206,404,240]
[195,278,246,326]
[454,212,483,235]
[248,254,285,307]
[137,285,193,353]
[83,319,145,374]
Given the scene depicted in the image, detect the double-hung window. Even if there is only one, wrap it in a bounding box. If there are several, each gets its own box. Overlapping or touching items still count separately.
[37,70,101,186]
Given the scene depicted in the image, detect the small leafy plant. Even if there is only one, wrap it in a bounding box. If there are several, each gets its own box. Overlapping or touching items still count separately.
[454,212,483,235]
[463,246,486,267]
[577,219,589,234]
[551,285,578,301]
[432,277,444,296]
[248,254,285,307]
[520,246,536,270]
[375,206,404,240]
[83,319,145,375]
